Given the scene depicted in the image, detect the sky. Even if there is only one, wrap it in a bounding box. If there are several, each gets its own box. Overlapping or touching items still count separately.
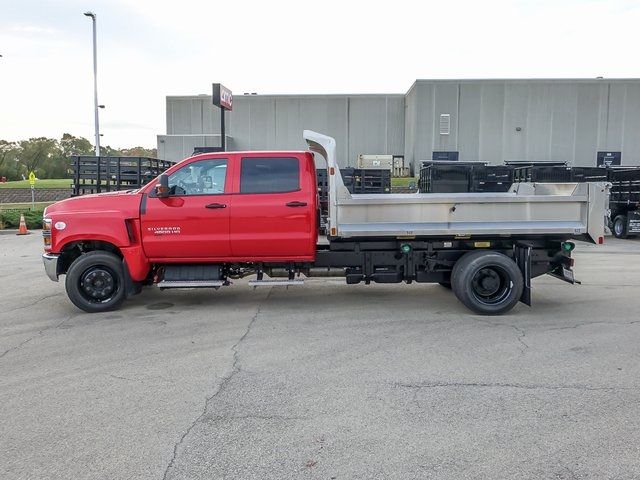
[1,0,639,148]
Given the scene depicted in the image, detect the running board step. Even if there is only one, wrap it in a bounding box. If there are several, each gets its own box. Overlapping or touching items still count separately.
[248,279,304,286]
[157,280,224,289]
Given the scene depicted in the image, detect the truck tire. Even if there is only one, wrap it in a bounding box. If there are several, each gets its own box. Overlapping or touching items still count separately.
[451,250,523,315]
[613,215,628,239]
[65,251,126,313]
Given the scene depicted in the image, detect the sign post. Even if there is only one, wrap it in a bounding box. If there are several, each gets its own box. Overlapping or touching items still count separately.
[212,83,233,151]
[28,171,36,211]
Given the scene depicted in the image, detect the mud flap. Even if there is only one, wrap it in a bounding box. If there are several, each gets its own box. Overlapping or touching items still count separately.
[514,243,532,306]
[122,259,142,297]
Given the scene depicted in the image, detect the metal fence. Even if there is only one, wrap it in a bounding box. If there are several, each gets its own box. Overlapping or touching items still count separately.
[70,156,175,196]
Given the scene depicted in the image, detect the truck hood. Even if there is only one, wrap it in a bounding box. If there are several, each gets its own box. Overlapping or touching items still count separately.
[44,190,143,218]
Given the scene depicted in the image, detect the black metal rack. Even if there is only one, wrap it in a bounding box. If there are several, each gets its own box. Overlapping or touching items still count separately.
[316,168,391,233]
[470,165,515,193]
[512,165,573,183]
[317,168,391,202]
[570,167,609,183]
[607,167,640,237]
[418,162,487,193]
[418,163,632,194]
[608,168,640,208]
[70,156,175,196]
[341,168,391,194]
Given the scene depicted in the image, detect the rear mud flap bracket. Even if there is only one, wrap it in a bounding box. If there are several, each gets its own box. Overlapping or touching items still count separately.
[548,267,581,285]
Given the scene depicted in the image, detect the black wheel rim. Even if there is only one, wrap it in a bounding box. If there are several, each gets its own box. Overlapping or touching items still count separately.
[470,266,512,306]
[79,266,119,303]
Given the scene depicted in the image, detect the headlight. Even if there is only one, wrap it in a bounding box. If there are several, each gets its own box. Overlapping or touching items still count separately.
[43,218,52,248]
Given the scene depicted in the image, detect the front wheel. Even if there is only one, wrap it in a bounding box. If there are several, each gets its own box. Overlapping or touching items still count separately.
[451,251,523,315]
[65,251,126,313]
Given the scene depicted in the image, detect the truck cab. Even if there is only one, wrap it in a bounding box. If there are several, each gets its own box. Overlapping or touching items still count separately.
[140,151,317,261]
[43,150,318,312]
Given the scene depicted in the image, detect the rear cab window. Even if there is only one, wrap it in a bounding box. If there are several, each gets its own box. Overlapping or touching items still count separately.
[240,157,299,194]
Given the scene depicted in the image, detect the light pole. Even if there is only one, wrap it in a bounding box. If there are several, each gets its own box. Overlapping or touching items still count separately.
[84,12,100,156]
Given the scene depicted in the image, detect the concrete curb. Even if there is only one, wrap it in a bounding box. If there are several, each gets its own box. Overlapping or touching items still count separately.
[0,229,40,235]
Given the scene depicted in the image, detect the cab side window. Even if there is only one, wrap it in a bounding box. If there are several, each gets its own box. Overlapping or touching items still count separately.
[167,159,227,195]
[240,157,299,194]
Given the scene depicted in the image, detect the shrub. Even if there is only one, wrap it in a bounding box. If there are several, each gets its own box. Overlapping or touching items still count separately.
[0,209,44,229]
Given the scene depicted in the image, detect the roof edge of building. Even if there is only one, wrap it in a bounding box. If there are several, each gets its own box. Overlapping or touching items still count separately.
[413,77,640,84]
[165,93,405,100]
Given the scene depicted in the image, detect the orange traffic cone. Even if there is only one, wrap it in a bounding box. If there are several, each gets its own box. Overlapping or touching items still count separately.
[16,213,29,235]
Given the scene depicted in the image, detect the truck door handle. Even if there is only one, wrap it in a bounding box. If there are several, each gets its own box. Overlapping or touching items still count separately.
[205,203,226,209]
[286,201,307,207]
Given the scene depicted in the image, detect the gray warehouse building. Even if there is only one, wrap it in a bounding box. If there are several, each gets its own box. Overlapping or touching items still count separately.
[158,79,640,170]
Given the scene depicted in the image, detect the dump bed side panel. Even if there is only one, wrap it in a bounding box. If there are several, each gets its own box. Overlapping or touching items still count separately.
[334,183,609,243]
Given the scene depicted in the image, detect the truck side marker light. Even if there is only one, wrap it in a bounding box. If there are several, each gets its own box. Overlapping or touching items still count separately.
[474,241,490,248]
[598,236,604,244]
[54,221,66,230]
[331,227,337,236]
[329,167,335,175]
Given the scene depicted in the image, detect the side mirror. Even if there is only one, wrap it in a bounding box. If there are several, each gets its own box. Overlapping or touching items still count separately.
[155,174,170,198]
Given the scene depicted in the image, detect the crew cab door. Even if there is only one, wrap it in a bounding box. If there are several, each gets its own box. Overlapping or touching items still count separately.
[229,155,316,259]
[141,158,232,259]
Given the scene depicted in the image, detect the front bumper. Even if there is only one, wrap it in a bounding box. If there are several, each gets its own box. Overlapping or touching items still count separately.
[42,253,60,282]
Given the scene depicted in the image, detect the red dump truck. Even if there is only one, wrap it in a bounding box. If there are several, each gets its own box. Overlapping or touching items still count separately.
[42,131,609,315]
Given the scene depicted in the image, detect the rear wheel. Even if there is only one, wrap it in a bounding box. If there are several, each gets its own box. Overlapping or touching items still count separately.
[451,251,523,315]
[613,215,628,239]
[65,251,126,313]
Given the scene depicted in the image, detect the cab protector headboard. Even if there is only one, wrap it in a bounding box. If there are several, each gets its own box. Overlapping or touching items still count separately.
[303,130,351,235]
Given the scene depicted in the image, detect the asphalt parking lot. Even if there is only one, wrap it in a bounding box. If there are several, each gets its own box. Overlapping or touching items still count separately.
[1,233,640,479]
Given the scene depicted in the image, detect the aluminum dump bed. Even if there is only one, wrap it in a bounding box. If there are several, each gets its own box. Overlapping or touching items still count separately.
[304,130,609,244]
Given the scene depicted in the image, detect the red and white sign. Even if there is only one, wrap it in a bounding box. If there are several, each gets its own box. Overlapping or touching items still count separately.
[212,83,233,110]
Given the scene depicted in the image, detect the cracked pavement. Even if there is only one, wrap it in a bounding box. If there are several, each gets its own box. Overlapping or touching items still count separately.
[1,234,640,479]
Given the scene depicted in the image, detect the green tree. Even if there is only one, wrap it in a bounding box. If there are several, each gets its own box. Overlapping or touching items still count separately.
[1,135,159,180]
[99,144,123,157]
[42,134,96,179]
[119,146,158,158]
[18,137,57,176]
[59,133,94,157]
[0,140,21,180]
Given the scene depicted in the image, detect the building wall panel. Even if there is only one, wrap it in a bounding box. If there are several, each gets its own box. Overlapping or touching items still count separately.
[348,97,387,163]
[549,84,578,163]
[457,83,482,161]
[574,84,602,165]
[622,84,640,162]
[502,83,529,161]
[478,83,505,163]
